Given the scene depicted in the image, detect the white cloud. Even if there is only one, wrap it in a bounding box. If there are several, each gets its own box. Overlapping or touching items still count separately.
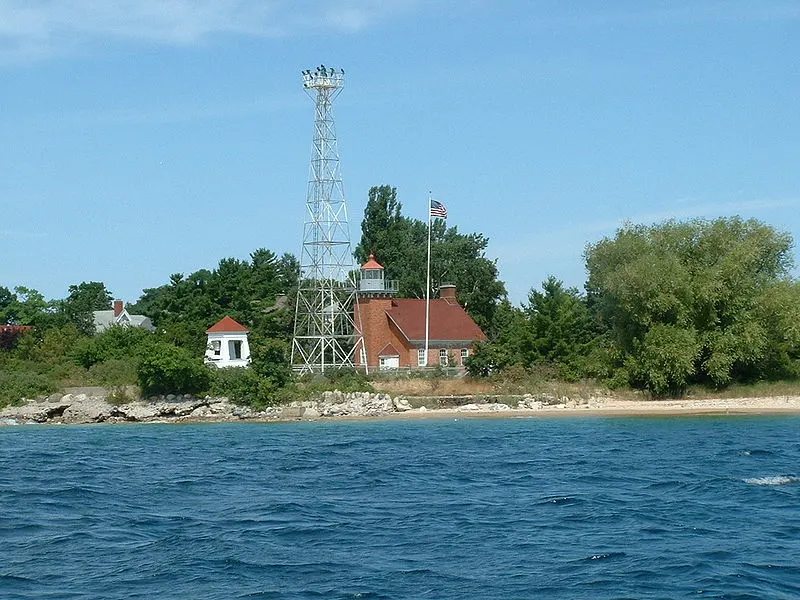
[0,0,419,64]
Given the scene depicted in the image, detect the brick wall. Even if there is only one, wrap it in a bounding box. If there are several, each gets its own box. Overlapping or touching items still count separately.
[355,297,412,368]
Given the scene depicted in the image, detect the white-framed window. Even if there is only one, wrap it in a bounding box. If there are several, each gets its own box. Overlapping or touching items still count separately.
[461,348,469,365]
[418,348,426,366]
[211,340,221,357]
[439,348,448,366]
[379,356,399,370]
[229,340,242,360]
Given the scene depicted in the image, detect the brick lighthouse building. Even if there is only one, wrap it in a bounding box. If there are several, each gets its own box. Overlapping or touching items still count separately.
[353,254,486,372]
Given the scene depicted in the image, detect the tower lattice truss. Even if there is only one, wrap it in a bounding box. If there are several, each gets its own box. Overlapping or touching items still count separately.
[291,66,362,373]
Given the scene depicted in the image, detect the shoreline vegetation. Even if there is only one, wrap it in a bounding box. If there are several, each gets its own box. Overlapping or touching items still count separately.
[4,213,800,417]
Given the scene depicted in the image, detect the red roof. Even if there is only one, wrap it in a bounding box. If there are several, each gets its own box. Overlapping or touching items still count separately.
[361,253,384,270]
[206,316,249,333]
[385,299,486,343]
[377,343,401,357]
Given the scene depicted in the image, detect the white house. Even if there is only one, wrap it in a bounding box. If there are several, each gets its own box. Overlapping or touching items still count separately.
[93,300,154,333]
[205,316,251,368]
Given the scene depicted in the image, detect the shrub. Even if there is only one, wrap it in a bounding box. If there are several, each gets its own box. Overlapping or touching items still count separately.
[73,325,154,369]
[0,369,58,408]
[209,367,278,411]
[136,342,211,396]
[88,358,139,386]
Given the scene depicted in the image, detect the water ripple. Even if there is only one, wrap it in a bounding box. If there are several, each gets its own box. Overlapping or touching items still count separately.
[2,417,800,599]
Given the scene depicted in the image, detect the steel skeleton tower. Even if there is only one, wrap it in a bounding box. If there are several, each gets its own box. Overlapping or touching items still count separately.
[291,66,361,373]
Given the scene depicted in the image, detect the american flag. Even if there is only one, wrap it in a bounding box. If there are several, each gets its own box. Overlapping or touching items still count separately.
[430,199,447,219]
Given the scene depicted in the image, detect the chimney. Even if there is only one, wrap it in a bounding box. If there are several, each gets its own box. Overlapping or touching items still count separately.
[113,300,124,317]
[439,284,457,304]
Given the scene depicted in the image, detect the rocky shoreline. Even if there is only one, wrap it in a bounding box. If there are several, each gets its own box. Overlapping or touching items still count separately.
[3,388,800,426]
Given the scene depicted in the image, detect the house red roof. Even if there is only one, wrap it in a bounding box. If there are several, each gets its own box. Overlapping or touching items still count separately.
[206,316,249,333]
[361,253,384,270]
[384,298,486,343]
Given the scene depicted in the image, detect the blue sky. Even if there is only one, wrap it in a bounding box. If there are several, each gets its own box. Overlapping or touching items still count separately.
[2,0,799,306]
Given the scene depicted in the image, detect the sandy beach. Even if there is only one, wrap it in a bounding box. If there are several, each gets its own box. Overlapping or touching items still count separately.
[364,395,800,421]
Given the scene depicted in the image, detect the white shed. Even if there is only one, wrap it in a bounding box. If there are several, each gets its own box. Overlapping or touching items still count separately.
[205,316,251,368]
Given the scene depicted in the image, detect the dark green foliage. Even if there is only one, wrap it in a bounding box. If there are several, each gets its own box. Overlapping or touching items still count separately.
[207,336,294,409]
[0,286,60,328]
[130,248,298,353]
[209,367,277,410]
[72,325,154,369]
[354,185,506,329]
[249,336,292,388]
[62,282,113,334]
[466,280,598,380]
[524,277,597,379]
[136,342,211,396]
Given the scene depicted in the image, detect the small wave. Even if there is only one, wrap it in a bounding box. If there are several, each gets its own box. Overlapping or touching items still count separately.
[583,552,626,562]
[537,495,585,506]
[744,475,800,486]
[743,449,775,456]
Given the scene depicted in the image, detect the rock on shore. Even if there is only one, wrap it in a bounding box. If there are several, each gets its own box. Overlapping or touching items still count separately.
[0,389,416,425]
[4,389,799,425]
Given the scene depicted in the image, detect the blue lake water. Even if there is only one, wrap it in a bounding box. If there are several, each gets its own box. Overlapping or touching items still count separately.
[1,416,799,599]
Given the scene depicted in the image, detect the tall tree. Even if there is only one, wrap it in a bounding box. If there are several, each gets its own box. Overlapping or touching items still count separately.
[585,217,796,394]
[62,281,113,333]
[355,185,506,329]
[130,248,299,352]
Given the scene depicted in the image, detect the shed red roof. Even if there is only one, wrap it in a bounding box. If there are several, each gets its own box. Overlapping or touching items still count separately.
[206,316,249,333]
[384,299,486,343]
[360,253,384,270]
[377,343,401,357]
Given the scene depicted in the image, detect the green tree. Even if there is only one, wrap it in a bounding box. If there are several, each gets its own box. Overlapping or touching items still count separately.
[465,299,528,376]
[524,276,596,379]
[130,248,298,352]
[355,185,506,329]
[62,281,113,333]
[585,217,795,393]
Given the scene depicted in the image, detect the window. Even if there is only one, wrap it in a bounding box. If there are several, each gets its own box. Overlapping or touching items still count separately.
[379,356,399,370]
[211,340,221,357]
[418,348,426,366]
[461,348,469,365]
[439,348,448,366]
[229,340,242,360]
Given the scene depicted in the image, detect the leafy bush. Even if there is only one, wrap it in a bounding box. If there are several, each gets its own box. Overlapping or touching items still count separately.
[249,337,293,387]
[88,358,139,386]
[73,326,154,369]
[136,342,211,396]
[0,369,58,408]
[209,367,278,410]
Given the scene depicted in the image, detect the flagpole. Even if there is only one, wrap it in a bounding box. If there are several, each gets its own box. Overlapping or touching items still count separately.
[425,191,432,367]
